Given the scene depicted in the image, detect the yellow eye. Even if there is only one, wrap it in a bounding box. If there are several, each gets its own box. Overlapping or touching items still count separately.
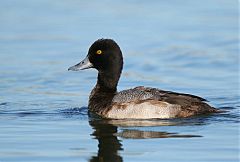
[96,50,102,55]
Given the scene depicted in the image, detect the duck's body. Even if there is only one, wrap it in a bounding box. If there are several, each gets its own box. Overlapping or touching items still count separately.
[69,39,218,119]
[89,86,217,119]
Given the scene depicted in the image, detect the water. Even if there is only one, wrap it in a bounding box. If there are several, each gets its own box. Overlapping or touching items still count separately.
[0,0,239,161]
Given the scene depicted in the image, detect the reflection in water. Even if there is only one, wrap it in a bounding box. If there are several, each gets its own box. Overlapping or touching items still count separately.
[116,129,201,139]
[88,118,203,162]
[89,119,123,162]
[90,116,210,127]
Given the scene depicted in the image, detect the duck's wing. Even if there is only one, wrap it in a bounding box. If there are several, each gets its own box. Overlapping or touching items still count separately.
[112,86,159,103]
[112,86,218,117]
[113,86,206,103]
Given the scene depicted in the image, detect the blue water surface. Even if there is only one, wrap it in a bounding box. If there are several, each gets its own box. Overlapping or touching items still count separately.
[0,0,239,162]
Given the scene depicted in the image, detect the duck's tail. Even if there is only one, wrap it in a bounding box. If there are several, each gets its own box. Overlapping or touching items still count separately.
[211,107,227,113]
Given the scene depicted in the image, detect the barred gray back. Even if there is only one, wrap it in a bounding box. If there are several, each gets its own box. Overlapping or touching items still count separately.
[112,86,165,103]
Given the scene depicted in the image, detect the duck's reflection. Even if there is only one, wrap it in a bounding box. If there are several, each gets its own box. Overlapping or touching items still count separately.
[89,119,123,162]
[116,129,201,139]
[89,118,203,162]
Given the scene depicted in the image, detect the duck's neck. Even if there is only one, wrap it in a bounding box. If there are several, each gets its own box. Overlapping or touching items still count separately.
[97,70,121,92]
[88,70,121,115]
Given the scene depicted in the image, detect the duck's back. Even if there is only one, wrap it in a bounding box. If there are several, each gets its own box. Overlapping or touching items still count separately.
[103,86,218,119]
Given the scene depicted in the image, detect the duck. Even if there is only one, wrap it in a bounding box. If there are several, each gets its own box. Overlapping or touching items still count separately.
[68,39,219,119]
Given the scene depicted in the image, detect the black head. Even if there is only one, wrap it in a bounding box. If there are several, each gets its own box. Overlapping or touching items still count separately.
[68,39,123,90]
[68,39,123,72]
[88,39,123,72]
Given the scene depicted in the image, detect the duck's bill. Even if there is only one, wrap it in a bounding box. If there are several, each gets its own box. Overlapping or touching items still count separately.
[68,56,93,71]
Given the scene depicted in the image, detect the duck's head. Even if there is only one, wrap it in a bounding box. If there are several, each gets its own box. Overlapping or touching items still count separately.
[68,39,123,90]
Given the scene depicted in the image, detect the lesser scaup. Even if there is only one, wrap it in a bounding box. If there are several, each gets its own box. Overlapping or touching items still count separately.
[68,39,219,119]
